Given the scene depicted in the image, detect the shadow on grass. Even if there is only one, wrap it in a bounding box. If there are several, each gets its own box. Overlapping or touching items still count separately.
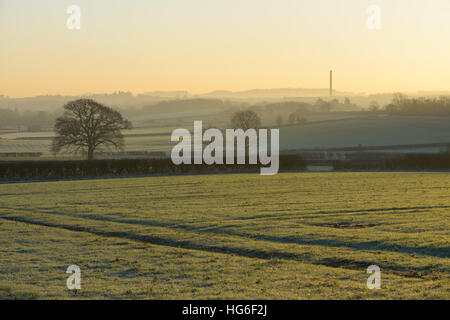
[1,215,447,279]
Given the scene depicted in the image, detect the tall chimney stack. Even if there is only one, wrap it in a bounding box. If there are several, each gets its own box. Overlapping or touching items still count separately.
[329,70,333,97]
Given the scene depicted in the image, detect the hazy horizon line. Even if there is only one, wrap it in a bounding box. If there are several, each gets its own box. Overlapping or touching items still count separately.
[3,87,450,100]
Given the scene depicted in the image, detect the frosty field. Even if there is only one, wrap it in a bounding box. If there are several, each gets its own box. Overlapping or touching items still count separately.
[0,172,449,299]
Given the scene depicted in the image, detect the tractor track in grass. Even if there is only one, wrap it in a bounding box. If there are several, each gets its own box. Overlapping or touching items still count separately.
[1,206,448,258]
[235,205,450,220]
[1,215,446,279]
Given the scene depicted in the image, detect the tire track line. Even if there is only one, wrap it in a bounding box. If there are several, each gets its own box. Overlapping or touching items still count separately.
[1,215,445,279]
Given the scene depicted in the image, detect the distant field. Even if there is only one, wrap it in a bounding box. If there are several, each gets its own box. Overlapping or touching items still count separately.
[2,116,450,157]
[0,128,173,156]
[0,172,449,299]
[280,116,450,149]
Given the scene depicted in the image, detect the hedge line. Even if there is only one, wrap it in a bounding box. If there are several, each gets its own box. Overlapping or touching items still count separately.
[0,155,306,180]
[332,153,450,170]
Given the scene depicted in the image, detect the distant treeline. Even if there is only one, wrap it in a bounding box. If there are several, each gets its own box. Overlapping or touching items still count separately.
[0,108,56,130]
[254,98,361,126]
[383,94,450,116]
[333,153,450,170]
[260,98,359,113]
[0,155,306,180]
[143,98,234,113]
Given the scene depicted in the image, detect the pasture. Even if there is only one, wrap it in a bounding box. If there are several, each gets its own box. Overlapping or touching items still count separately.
[0,172,449,299]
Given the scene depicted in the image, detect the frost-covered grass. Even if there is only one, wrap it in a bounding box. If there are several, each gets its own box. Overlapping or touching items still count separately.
[0,172,449,299]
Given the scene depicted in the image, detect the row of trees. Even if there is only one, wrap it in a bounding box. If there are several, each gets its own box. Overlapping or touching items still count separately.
[274,113,307,126]
[382,94,450,116]
[0,108,55,130]
[368,93,450,116]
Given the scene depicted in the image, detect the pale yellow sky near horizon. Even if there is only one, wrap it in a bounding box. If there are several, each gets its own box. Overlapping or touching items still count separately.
[1,0,450,98]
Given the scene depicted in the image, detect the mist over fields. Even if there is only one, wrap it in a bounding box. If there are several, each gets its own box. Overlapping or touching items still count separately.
[1,89,450,157]
[3,88,450,111]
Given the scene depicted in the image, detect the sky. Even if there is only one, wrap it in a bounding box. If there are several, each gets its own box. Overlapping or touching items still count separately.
[1,0,450,98]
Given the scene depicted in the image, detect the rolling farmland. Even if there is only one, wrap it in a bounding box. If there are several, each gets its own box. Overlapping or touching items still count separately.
[279,116,450,150]
[0,172,449,299]
[2,116,450,157]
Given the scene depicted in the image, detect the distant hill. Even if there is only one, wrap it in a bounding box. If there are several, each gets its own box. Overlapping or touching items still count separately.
[3,89,450,112]
[201,88,351,99]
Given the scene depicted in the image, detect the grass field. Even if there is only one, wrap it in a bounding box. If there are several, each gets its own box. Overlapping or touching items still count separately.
[280,117,450,149]
[0,128,174,156]
[0,172,449,299]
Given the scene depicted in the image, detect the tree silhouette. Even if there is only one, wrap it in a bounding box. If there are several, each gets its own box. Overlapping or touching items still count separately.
[230,110,261,130]
[52,99,131,160]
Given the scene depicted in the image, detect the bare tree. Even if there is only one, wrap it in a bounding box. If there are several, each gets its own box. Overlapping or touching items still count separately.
[51,99,131,160]
[276,114,283,127]
[230,110,261,130]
